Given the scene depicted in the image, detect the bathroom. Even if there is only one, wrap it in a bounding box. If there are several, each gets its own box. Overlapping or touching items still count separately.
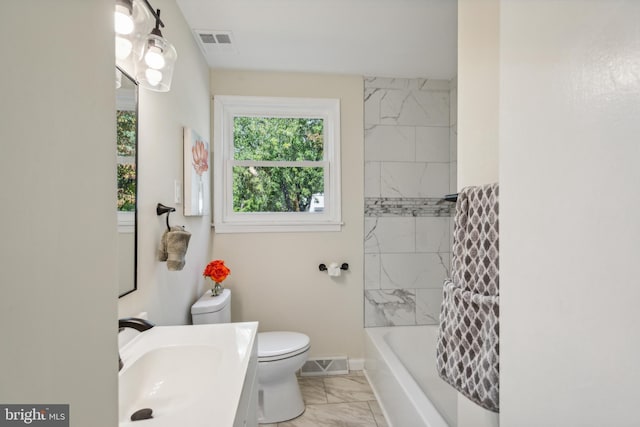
[2,1,640,427]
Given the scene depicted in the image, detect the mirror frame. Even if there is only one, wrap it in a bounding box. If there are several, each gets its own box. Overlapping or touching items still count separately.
[116,66,138,298]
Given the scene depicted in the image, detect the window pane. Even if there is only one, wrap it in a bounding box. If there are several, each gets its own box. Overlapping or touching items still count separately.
[233,117,324,161]
[117,109,136,212]
[117,110,136,156]
[117,163,136,211]
[233,166,324,212]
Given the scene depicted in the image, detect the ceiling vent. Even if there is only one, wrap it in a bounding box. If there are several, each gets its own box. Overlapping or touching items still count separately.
[194,30,236,55]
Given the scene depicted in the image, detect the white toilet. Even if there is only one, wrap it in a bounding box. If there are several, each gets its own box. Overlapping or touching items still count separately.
[191,289,310,423]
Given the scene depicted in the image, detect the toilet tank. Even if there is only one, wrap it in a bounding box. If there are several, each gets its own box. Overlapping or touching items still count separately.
[191,288,231,324]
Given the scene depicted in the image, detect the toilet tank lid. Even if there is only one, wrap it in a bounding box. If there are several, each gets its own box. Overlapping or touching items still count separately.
[191,288,231,315]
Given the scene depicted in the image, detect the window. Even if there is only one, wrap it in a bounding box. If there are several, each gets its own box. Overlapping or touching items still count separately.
[116,69,137,233]
[213,96,341,233]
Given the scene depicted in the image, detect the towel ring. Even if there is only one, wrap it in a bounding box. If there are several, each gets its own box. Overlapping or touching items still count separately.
[156,203,176,231]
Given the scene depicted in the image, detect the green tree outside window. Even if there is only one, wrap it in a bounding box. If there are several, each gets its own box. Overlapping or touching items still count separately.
[117,110,136,212]
[233,117,324,213]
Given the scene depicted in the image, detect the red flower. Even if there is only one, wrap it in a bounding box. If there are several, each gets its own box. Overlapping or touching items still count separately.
[203,260,230,283]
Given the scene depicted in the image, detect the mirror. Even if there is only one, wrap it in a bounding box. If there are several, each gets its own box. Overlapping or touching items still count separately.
[116,67,138,297]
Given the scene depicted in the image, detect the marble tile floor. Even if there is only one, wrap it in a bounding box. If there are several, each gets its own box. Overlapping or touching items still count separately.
[260,372,389,427]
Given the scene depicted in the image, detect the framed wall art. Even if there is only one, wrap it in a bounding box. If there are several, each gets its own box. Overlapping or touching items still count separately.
[183,127,210,216]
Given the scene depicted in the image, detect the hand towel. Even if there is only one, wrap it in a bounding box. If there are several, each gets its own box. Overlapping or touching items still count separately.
[436,183,500,412]
[157,228,170,261]
[157,225,184,261]
[166,226,191,271]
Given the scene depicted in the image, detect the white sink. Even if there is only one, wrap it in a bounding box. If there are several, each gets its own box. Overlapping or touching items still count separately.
[118,322,258,427]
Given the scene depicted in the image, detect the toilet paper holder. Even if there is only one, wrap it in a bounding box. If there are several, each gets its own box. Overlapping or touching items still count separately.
[318,263,349,272]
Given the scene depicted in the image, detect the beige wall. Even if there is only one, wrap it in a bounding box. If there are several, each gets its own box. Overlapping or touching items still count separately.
[500,1,640,424]
[457,0,500,425]
[210,70,365,359]
[457,0,500,189]
[461,0,640,424]
[0,1,117,425]
[118,0,212,325]
[118,232,135,295]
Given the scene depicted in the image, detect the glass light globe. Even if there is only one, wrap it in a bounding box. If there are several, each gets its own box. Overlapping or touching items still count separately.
[115,36,133,60]
[114,5,134,35]
[134,31,177,92]
[144,46,166,70]
[145,68,163,86]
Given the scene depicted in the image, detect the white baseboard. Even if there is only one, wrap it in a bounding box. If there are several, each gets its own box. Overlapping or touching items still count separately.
[348,358,365,371]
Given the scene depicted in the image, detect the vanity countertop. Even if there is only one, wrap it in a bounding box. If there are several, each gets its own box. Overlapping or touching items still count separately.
[118,321,259,427]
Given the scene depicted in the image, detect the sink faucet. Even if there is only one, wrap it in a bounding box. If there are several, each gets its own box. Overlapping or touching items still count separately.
[118,317,155,371]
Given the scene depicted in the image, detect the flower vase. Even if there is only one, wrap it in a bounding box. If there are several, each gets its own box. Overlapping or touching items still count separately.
[197,175,204,216]
[211,282,223,297]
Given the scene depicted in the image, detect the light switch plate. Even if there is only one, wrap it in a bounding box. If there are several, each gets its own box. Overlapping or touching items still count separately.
[174,180,182,204]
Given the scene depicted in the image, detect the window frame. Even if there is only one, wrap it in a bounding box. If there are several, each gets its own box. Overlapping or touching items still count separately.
[213,95,341,233]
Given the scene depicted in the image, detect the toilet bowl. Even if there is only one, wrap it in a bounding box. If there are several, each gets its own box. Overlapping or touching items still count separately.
[257,331,310,423]
[191,290,310,424]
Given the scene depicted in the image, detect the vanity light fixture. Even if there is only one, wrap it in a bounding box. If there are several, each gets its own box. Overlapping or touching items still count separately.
[135,9,177,92]
[114,0,177,93]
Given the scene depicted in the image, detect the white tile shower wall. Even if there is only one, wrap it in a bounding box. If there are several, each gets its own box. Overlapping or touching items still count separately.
[364,77,456,327]
[450,77,458,250]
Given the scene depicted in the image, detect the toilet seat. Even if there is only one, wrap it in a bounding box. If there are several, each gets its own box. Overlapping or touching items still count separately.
[258,332,310,362]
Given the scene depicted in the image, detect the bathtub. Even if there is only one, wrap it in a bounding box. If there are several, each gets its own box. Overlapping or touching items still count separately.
[364,326,457,427]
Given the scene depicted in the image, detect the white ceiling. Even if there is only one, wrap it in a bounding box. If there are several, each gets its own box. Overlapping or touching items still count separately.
[175,0,457,79]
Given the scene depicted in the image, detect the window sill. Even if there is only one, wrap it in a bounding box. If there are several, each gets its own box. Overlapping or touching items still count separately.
[211,222,343,233]
[118,211,135,233]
